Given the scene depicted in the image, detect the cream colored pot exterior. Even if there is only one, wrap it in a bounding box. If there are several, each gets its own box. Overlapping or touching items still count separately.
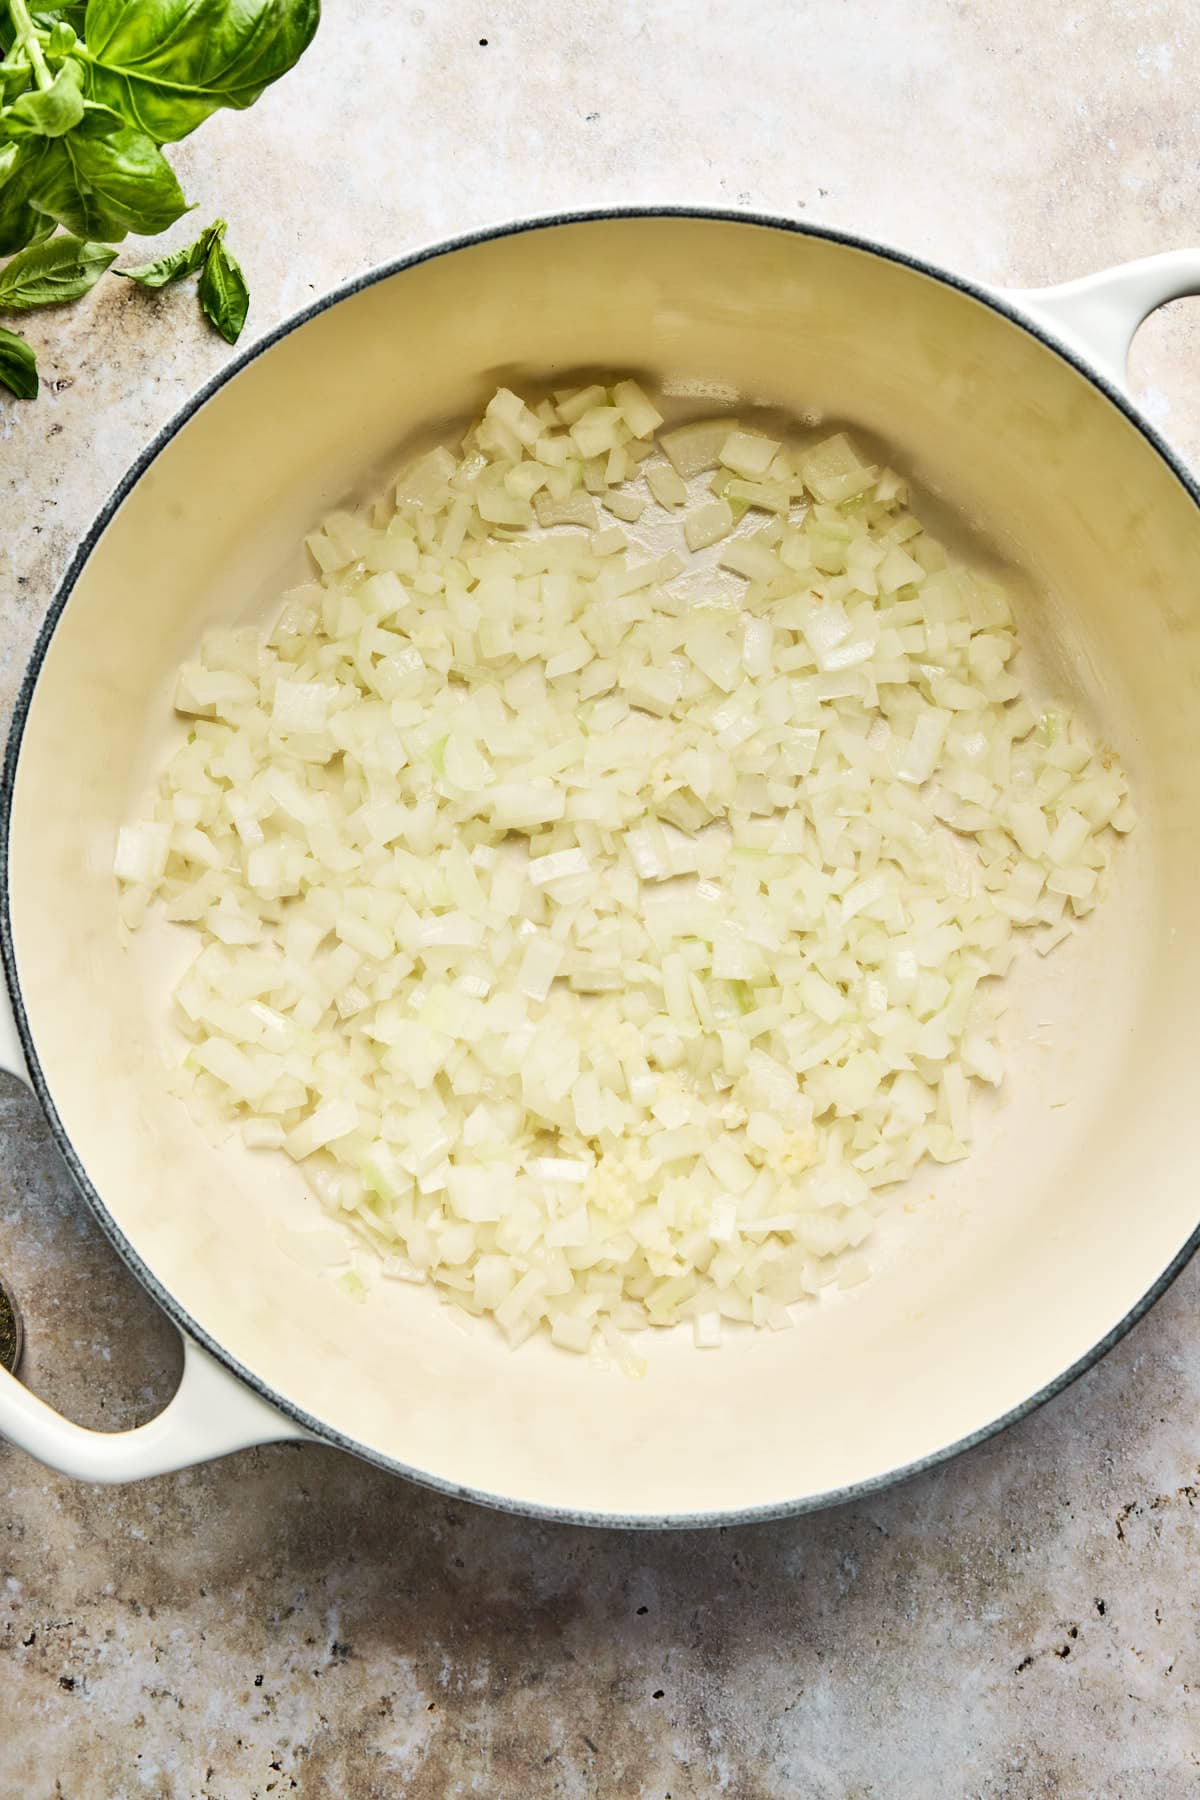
[1,215,1198,1524]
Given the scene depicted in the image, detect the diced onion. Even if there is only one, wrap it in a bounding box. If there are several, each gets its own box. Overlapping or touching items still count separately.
[118,378,1132,1365]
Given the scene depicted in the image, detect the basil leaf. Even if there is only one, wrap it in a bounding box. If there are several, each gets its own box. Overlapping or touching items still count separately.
[0,323,37,397]
[198,231,248,343]
[0,232,114,309]
[45,19,80,60]
[80,0,320,144]
[4,57,84,137]
[117,219,221,288]
[0,55,33,102]
[0,138,47,257]
[25,103,189,242]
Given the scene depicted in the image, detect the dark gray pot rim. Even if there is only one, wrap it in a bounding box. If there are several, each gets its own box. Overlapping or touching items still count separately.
[3,205,1197,1529]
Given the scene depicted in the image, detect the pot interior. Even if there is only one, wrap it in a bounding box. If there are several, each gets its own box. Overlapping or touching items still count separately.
[7,216,1199,1519]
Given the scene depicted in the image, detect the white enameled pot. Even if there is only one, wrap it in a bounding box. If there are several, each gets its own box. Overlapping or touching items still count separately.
[1,212,1198,1525]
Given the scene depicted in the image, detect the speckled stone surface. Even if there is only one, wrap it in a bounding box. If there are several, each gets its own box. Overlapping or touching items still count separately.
[1,3,1199,1795]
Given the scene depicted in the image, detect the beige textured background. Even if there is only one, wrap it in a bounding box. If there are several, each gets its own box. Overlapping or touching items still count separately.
[2,2,1199,1795]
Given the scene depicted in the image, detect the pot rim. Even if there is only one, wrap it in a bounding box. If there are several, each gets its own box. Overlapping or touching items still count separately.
[3,204,1198,1528]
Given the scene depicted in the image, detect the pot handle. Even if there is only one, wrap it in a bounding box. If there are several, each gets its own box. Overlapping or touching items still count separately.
[1001,250,1200,390]
[0,1334,312,1482]
[0,989,312,1482]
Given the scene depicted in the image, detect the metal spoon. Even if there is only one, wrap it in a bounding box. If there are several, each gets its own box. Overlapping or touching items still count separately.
[0,1274,22,1375]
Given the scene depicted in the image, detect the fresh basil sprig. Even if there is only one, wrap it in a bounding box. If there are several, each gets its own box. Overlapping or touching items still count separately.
[0,0,318,398]
[120,216,248,343]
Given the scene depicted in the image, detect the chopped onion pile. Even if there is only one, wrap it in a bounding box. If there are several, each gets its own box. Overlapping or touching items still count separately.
[116,379,1134,1363]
